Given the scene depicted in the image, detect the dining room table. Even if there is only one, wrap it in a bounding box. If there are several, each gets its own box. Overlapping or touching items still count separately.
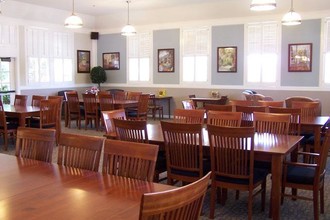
[144,123,303,220]
[190,96,228,108]
[0,153,176,219]
[3,104,40,127]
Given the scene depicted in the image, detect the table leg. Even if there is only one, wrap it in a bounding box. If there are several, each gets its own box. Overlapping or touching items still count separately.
[19,114,26,127]
[167,98,171,119]
[313,126,321,152]
[271,154,284,220]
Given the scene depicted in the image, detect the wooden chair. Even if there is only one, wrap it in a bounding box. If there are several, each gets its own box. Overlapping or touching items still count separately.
[139,172,211,220]
[285,96,321,115]
[291,101,320,119]
[113,118,148,143]
[47,95,63,142]
[204,104,233,112]
[15,127,56,163]
[182,100,195,109]
[173,109,205,124]
[57,133,104,172]
[126,94,150,120]
[0,100,18,150]
[14,94,28,106]
[98,93,114,128]
[66,92,83,129]
[229,99,254,107]
[31,95,46,107]
[235,105,266,127]
[148,94,163,120]
[161,121,207,185]
[207,110,242,127]
[269,107,301,136]
[253,112,290,135]
[126,91,142,101]
[103,139,159,182]
[113,90,126,100]
[207,125,268,220]
[102,109,127,138]
[281,129,330,220]
[82,93,100,130]
[257,100,284,108]
[30,99,59,130]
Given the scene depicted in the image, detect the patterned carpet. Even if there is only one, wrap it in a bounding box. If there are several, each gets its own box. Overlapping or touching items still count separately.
[1,119,330,219]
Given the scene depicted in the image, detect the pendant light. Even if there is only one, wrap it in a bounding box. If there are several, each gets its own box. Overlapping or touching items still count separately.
[121,1,136,36]
[250,0,276,11]
[64,0,83,29]
[282,0,301,26]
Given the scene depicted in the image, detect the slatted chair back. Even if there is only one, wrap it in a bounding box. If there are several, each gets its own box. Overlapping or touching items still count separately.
[57,133,104,172]
[39,99,59,129]
[181,100,195,109]
[66,92,83,129]
[98,93,114,112]
[139,172,211,220]
[204,104,233,112]
[82,93,99,130]
[15,127,56,163]
[0,99,17,150]
[14,94,28,106]
[103,139,158,182]
[161,121,204,185]
[229,99,254,107]
[257,100,284,108]
[127,94,150,120]
[126,91,142,101]
[291,101,320,119]
[102,109,127,136]
[113,118,148,143]
[235,105,266,127]
[207,125,267,219]
[31,95,46,107]
[269,107,301,136]
[113,90,126,100]
[253,112,290,135]
[207,110,242,127]
[173,109,205,124]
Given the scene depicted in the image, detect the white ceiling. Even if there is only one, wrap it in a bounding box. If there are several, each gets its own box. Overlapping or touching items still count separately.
[11,0,330,17]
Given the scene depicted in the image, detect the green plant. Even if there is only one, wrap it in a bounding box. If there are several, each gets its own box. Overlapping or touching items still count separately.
[90,66,107,90]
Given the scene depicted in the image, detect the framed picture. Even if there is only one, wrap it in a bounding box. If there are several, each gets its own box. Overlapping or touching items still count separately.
[217,46,237,72]
[288,43,312,72]
[103,52,120,70]
[77,50,90,73]
[158,49,174,72]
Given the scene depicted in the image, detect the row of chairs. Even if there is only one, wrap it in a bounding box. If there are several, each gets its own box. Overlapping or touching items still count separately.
[15,126,211,219]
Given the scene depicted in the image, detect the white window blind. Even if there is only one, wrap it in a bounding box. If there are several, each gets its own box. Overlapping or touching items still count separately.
[26,27,73,85]
[182,27,210,83]
[246,22,278,84]
[323,19,330,84]
[128,32,151,82]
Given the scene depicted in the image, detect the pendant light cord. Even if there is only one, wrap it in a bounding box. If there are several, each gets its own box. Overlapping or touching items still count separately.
[127,1,130,25]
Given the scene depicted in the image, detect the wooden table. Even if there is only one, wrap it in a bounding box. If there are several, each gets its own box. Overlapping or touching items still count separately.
[0,154,175,219]
[190,96,228,108]
[301,116,329,152]
[3,104,40,127]
[146,123,303,220]
[149,96,172,118]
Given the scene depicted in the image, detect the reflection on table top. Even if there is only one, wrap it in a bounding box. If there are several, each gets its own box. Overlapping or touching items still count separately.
[0,154,175,219]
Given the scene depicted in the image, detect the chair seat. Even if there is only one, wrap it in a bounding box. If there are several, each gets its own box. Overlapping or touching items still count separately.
[170,158,210,177]
[216,168,268,185]
[286,165,317,185]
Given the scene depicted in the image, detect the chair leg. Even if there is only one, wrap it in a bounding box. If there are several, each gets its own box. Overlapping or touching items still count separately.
[313,189,319,220]
[320,185,324,214]
[209,184,217,219]
[261,180,266,212]
[248,191,253,220]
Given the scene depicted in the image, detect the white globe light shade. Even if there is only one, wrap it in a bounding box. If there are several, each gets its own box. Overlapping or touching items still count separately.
[121,24,136,36]
[64,14,83,29]
[282,11,302,26]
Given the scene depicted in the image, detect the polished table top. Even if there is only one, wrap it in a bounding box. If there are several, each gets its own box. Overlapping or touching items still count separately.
[0,154,175,219]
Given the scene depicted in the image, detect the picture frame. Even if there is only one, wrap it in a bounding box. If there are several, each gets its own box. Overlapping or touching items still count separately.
[288,43,312,72]
[158,49,175,72]
[77,50,90,73]
[103,52,120,70]
[217,46,237,72]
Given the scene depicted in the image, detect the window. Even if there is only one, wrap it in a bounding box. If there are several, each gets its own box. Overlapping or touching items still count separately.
[181,27,210,84]
[127,32,151,82]
[25,27,73,85]
[0,58,12,104]
[246,22,279,85]
[323,18,330,85]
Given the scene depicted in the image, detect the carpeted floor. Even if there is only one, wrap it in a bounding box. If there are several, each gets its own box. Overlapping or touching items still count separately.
[1,119,330,220]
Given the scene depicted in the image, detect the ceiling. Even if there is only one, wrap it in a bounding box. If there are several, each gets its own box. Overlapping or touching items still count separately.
[11,0,330,17]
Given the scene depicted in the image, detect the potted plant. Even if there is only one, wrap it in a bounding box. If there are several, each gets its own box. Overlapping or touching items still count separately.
[90,66,107,90]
